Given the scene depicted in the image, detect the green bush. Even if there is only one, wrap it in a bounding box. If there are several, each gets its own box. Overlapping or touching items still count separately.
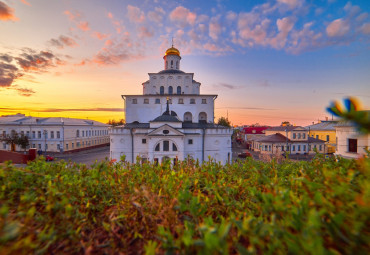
[0,156,369,254]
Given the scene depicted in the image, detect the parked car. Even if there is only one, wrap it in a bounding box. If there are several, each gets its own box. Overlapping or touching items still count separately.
[238,152,252,158]
[45,155,54,161]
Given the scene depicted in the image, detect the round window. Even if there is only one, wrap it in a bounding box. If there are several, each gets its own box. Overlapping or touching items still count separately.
[163,130,169,134]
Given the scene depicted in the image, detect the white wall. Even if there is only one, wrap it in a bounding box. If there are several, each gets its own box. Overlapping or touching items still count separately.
[335,126,369,159]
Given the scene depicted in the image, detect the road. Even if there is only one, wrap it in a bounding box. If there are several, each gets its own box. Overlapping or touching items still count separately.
[53,146,110,165]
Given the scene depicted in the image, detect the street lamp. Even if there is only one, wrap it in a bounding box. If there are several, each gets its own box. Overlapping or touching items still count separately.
[43,130,47,153]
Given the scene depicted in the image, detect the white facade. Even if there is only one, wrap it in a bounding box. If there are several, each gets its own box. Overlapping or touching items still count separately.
[335,123,369,159]
[0,114,110,152]
[110,47,232,164]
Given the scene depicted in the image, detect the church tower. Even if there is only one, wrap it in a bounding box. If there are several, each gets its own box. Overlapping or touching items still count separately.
[163,44,181,70]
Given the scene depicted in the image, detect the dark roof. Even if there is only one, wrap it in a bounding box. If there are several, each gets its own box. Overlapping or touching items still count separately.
[307,137,326,143]
[151,115,181,122]
[244,126,269,134]
[255,133,289,143]
[157,69,185,74]
[305,121,337,131]
[266,126,306,132]
[123,123,150,128]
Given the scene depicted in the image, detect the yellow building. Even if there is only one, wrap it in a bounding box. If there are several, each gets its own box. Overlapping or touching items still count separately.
[306,121,337,154]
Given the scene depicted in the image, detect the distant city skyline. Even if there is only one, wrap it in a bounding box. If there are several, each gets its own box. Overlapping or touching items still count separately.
[0,0,369,126]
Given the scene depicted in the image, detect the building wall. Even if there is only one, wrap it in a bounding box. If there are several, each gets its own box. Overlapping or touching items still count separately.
[109,127,232,164]
[308,130,336,153]
[144,73,200,95]
[0,124,109,152]
[124,95,215,123]
[335,126,369,159]
[252,141,325,155]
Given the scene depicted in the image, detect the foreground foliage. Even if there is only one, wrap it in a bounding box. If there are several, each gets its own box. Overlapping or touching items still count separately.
[0,155,369,254]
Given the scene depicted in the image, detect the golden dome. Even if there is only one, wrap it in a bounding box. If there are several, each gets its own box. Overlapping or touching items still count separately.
[165,47,180,56]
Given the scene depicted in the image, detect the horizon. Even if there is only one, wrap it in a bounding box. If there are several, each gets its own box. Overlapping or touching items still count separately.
[1,0,369,126]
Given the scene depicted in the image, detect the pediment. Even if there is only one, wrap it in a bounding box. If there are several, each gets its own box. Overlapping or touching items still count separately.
[148,124,184,137]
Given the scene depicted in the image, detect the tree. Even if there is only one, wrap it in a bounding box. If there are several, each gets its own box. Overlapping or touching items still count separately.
[217,117,231,127]
[0,131,30,152]
[107,119,125,126]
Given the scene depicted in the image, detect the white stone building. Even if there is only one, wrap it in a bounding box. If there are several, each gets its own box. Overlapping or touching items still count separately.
[110,46,232,164]
[0,114,110,152]
[335,122,369,159]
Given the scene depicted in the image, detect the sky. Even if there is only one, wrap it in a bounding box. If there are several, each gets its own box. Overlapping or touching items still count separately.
[0,0,369,126]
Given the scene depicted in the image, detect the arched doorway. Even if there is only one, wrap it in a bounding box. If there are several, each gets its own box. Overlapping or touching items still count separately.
[184,112,192,122]
[199,112,207,123]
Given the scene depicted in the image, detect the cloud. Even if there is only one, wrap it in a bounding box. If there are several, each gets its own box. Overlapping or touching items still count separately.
[0,1,18,21]
[209,18,222,40]
[216,83,239,89]
[127,5,145,23]
[277,0,303,9]
[92,31,109,40]
[16,51,58,72]
[326,18,350,37]
[148,7,165,24]
[360,23,370,35]
[0,62,20,87]
[139,26,154,38]
[107,12,124,34]
[12,86,35,97]
[170,6,197,27]
[49,35,78,49]
[20,0,31,6]
[77,21,90,31]
[0,54,13,62]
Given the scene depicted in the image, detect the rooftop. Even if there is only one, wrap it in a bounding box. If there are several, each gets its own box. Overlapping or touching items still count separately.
[0,116,109,126]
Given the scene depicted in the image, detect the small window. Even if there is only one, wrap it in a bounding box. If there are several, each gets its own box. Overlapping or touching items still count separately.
[155,98,160,104]
[168,86,173,94]
[293,133,296,139]
[303,145,306,151]
[38,131,41,138]
[319,145,322,151]
[202,99,207,104]
[173,143,177,151]
[163,130,169,134]
[51,131,54,138]
[142,139,146,144]
[316,135,319,139]
[163,140,169,151]
[57,131,60,138]
[292,145,295,151]
[190,99,195,104]
[155,144,160,151]
[144,99,149,104]
[177,86,181,94]
[298,133,301,139]
[326,135,329,142]
[298,145,301,151]
[302,133,306,139]
[188,139,193,145]
[160,86,164,95]
[132,99,137,104]
[178,98,184,104]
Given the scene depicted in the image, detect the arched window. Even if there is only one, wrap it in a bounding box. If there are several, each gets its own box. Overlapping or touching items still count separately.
[76,130,80,137]
[199,112,207,123]
[165,61,168,69]
[171,60,173,67]
[155,144,160,151]
[176,61,179,69]
[160,86,164,95]
[168,86,173,94]
[184,112,192,122]
[177,86,181,94]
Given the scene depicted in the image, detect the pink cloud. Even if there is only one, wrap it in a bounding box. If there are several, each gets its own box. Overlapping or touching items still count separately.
[277,0,303,9]
[148,7,165,24]
[92,31,109,40]
[170,6,197,27]
[20,0,31,6]
[78,21,90,31]
[0,1,18,21]
[127,5,145,23]
[139,26,154,38]
[64,10,81,22]
[326,18,350,37]
[360,23,370,35]
[209,18,222,40]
